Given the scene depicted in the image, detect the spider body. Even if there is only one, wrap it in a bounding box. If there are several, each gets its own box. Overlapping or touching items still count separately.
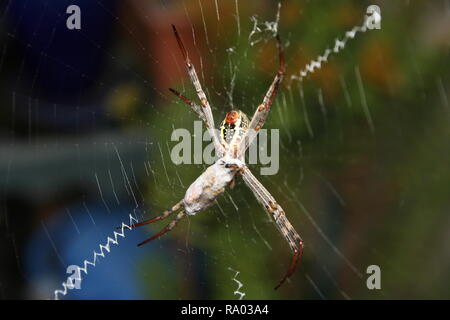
[183,156,243,216]
[131,25,304,290]
[220,110,249,158]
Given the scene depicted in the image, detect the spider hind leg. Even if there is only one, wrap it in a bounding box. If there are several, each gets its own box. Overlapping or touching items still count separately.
[240,167,304,289]
[274,239,304,290]
[137,210,186,247]
[122,200,183,230]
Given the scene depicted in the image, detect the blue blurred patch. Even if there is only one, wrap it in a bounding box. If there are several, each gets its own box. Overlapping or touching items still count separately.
[24,202,169,299]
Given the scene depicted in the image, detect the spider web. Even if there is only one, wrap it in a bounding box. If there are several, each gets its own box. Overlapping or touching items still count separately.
[1,0,449,300]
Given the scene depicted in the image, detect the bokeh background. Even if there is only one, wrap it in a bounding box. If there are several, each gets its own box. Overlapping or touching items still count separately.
[0,0,449,299]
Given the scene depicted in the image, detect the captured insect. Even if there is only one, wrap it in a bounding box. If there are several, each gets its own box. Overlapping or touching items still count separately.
[131,25,304,289]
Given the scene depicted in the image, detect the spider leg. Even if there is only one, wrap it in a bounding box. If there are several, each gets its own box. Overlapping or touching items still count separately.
[168,88,206,123]
[122,201,182,229]
[240,166,304,289]
[238,35,285,158]
[171,24,225,157]
[274,239,304,290]
[137,210,186,247]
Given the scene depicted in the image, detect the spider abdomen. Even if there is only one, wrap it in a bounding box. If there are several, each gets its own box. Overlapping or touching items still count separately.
[183,157,243,215]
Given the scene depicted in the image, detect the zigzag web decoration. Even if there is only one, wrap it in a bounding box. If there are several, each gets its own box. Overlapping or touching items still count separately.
[228,267,246,300]
[53,213,138,300]
[291,7,381,83]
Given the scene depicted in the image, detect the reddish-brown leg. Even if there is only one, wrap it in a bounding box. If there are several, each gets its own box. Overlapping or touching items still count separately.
[137,211,186,247]
[169,88,194,107]
[274,240,304,290]
[168,88,206,123]
[118,201,182,230]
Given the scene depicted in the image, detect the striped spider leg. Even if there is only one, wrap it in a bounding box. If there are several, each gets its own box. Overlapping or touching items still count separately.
[237,34,285,159]
[170,25,226,158]
[235,34,303,288]
[168,88,206,123]
[125,200,187,247]
[241,166,304,290]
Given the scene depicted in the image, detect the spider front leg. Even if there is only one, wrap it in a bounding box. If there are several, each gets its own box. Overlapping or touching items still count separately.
[169,88,206,124]
[168,87,223,156]
[171,25,225,157]
[241,166,304,290]
[238,35,285,158]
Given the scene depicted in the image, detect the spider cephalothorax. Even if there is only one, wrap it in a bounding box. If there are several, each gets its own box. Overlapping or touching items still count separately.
[220,110,249,150]
[130,25,303,290]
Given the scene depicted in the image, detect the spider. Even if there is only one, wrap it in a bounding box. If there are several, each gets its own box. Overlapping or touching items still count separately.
[131,25,304,290]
